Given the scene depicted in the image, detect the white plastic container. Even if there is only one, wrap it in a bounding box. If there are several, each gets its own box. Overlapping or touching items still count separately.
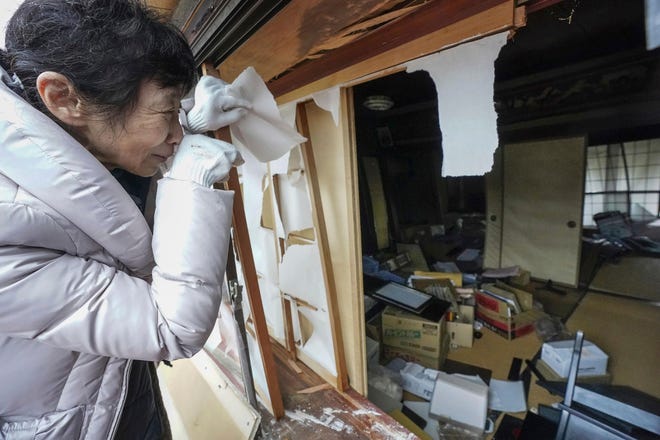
[429,371,488,433]
[541,340,608,378]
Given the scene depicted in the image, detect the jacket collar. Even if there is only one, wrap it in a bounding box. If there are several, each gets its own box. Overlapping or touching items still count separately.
[0,69,154,273]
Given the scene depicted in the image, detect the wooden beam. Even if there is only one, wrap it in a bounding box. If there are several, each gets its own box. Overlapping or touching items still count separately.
[223,163,285,419]
[217,0,419,83]
[282,296,297,359]
[200,62,285,419]
[297,383,332,394]
[337,88,368,395]
[264,164,298,361]
[273,0,517,103]
[524,0,567,14]
[296,102,349,392]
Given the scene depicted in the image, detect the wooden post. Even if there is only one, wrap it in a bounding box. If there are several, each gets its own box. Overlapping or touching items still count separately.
[201,62,284,418]
[266,166,298,360]
[295,102,349,391]
[222,166,284,417]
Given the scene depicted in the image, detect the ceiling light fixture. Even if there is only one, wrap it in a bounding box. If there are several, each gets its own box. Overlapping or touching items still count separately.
[363,95,394,111]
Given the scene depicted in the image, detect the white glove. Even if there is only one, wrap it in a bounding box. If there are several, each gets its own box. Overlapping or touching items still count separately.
[165,134,244,187]
[184,75,251,133]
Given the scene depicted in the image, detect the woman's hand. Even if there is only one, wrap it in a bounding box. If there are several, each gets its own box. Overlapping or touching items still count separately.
[184,76,251,133]
[165,134,244,187]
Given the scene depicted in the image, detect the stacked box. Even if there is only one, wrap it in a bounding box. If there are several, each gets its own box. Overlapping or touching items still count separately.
[381,306,449,369]
[541,340,609,378]
[475,282,546,340]
[447,304,475,348]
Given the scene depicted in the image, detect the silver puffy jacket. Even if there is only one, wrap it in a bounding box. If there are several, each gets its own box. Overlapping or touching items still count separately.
[0,71,233,439]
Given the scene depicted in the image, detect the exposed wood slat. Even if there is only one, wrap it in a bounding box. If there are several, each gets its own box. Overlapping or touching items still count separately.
[296,102,349,391]
[287,358,303,374]
[282,297,297,358]
[338,4,422,37]
[297,383,332,394]
[223,163,285,418]
[263,164,298,361]
[307,4,427,53]
[274,0,517,103]
[217,0,415,83]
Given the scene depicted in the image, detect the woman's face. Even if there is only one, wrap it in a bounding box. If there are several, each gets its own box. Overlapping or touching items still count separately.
[79,80,184,177]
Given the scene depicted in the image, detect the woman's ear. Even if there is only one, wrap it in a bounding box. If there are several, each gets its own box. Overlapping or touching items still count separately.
[36,72,86,126]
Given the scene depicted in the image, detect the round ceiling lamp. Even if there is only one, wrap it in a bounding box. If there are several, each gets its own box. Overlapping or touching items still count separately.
[363,95,394,111]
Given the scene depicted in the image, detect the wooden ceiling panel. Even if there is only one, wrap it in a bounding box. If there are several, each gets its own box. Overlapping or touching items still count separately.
[265,0,514,99]
[217,0,427,83]
[145,0,180,18]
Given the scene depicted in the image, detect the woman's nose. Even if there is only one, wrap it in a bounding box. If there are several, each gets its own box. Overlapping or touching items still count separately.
[167,112,184,145]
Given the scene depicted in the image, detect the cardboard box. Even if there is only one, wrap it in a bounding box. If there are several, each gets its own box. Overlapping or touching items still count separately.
[366,313,382,343]
[476,305,543,340]
[382,333,450,370]
[382,306,446,359]
[475,289,512,317]
[383,345,441,370]
[409,281,475,348]
[495,281,534,310]
[541,340,609,378]
[510,269,531,287]
[447,304,475,348]
[475,282,546,340]
[413,270,463,287]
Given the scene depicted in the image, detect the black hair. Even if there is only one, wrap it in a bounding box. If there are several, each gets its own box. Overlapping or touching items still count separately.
[0,0,196,122]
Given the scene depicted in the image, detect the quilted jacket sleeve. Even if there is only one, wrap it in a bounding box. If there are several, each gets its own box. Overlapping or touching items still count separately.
[0,177,233,361]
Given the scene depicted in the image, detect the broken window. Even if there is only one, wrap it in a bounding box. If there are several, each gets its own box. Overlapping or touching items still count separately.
[583,139,660,226]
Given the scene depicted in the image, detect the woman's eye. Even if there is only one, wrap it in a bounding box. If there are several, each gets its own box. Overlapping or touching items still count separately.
[160,109,177,118]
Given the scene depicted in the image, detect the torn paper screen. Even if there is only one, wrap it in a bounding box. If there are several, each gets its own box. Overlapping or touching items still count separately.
[229,66,306,162]
[275,172,314,236]
[279,243,337,376]
[279,244,325,309]
[311,86,341,126]
[406,32,508,176]
[235,140,278,281]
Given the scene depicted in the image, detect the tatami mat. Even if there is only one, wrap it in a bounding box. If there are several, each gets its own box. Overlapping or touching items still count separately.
[589,256,660,301]
[566,291,660,398]
[529,281,585,322]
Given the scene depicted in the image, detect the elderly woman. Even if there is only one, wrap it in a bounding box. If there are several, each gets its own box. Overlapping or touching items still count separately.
[0,0,248,438]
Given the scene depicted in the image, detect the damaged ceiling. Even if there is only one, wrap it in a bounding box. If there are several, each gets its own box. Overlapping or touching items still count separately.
[146,0,658,140]
[154,0,431,79]
[208,0,431,82]
[149,0,512,96]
